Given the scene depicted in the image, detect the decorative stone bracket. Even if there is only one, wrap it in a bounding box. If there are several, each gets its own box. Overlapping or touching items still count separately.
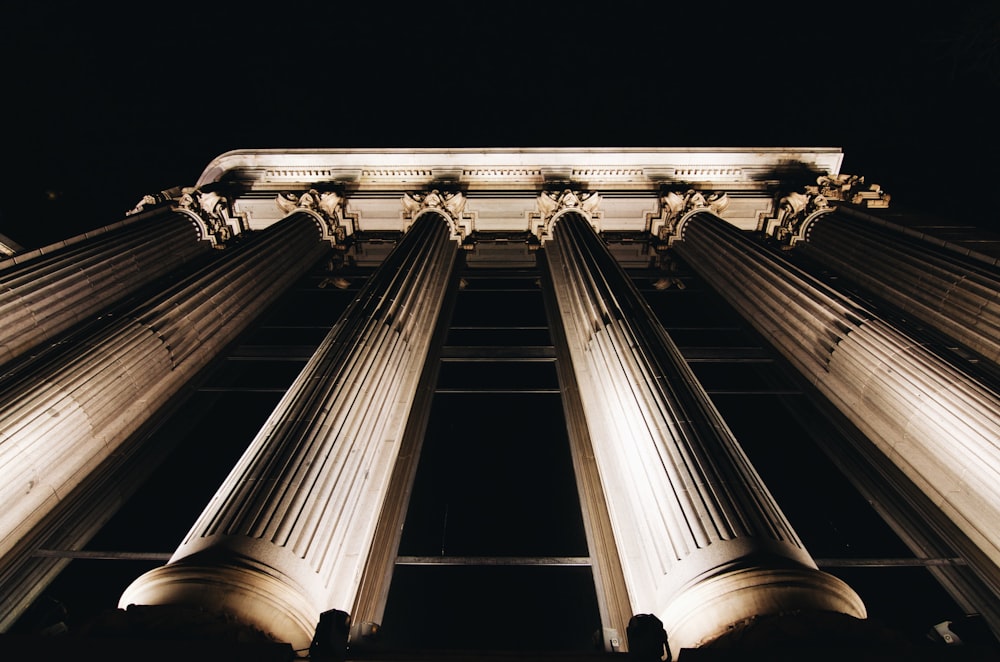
[401,189,472,241]
[649,189,729,243]
[276,189,350,245]
[530,189,602,242]
[765,174,890,246]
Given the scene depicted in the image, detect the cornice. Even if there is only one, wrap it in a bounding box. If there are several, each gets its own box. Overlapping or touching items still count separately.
[196,147,844,192]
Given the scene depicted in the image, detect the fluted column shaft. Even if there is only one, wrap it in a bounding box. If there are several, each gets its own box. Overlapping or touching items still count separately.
[0,213,328,627]
[119,212,458,650]
[674,211,1000,589]
[545,212,864,654]
[0,208,210,366]
[796,207,1000,366]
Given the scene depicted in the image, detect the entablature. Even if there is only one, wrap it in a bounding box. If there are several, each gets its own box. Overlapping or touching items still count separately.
[193,148,845,236]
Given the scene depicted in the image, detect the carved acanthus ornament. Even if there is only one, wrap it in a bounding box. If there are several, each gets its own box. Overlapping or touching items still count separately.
[125,186,242,249]
[650,189,729,243]
[769,174,890,246]
[401,189,471,240]
[277,189,348,244]
[531,189,602,242]
[130,185,251,247]
[767,190,831,245]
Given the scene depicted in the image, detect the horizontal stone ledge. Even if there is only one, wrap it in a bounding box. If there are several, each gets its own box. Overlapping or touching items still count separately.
[813,557,967,567]
[395,556,591,567]
[33,550,172,561]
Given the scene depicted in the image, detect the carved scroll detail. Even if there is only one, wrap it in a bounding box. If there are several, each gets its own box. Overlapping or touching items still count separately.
[650,189,728,242]
[277,189,347,244]
[530,189,602,242]
[401,189,472,240]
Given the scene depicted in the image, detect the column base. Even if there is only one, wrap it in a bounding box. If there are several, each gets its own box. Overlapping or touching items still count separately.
[118,556,323,652]
[659,564,867,656]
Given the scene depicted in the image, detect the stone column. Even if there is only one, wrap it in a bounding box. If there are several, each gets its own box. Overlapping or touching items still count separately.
[0,212,329,629]
[119,212,458,651]
[544,212,865,655]
[0,207,211,367]
[673,210,1000,597]
[791,206,1000,368]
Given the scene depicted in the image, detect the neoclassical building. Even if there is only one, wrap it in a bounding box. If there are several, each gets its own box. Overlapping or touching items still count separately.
[0,148,998,660]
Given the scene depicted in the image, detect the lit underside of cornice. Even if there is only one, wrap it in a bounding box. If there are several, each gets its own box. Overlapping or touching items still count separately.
[195,148,845,236]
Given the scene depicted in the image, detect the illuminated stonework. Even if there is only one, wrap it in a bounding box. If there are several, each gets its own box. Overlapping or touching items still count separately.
[401,189,472,239]
[780,205,1000,368]
[1,148,999,655]
[0,214,329,630]
[0,208,210,365]
[119,212,458,649]
[672,211,1000,605]
[545,212,865,655]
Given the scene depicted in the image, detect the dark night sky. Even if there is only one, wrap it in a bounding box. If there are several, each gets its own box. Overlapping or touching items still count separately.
[2,2,998,246]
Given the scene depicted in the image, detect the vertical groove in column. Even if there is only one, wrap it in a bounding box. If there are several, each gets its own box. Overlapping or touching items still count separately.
[799,209,1000,366]
[348,254,457,641]
[540,248,636,651]
[0,392,229,632]
[118,213,458,651]
[545,212,865,654]
[0,212,327,622]
[0,209,210,367]
[675,211,1000,595]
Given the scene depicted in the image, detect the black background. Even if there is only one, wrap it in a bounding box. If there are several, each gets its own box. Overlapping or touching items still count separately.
[2,2,998,246]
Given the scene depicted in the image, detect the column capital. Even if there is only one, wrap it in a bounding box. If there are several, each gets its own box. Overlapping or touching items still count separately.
[766,174,890,245]
[650,188,729,244]
[277,188,350,245]
[531,188,602,242]
[401,189,472,241]
[171,184,250,247]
